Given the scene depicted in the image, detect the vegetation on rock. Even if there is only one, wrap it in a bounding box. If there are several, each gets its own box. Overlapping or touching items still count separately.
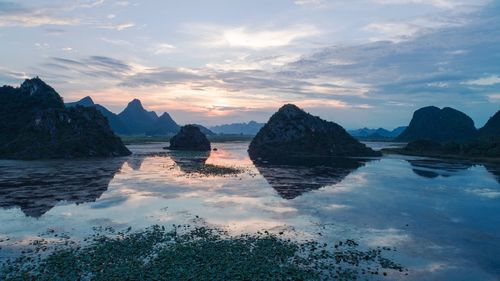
[0,78,130,159]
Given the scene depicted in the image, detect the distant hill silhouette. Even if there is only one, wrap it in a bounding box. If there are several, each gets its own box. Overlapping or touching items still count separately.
[190,124,215,136]
[396,106,478,142]
[348,126,406,139]
[146,112,180,136]
[479,110,500,139]
[118,99,159,135]
[249,104,380,158]
[0,77,130,159]
[65,96,95,107]
[210,121,264,135]
[66,96,130,134]
[66,97,180,136]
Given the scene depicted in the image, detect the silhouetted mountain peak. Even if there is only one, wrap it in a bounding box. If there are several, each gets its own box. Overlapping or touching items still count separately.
[79,96,95,106]
[119,98,159,134]
[159,112,173,120]
[19,77,64,108]
[126,98,145,110]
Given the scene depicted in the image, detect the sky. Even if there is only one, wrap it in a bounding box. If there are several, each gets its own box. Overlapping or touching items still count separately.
[0,0,499,129]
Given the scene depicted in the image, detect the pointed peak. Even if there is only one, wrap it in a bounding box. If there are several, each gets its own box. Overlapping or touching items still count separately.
[125,98,145,110]
[78,96,95,106]
[129,98,142,105]
[159,112,172,118]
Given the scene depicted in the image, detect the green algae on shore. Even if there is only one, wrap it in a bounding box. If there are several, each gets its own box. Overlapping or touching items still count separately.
[0,225,406,281]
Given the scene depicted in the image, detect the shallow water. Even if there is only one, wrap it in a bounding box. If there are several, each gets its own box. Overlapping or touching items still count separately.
[0,141,499,280]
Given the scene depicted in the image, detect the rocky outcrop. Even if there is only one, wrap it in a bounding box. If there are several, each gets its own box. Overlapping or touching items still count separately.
[167,125,211,151]
[479,110,500,139]
[0,78,131,159]
[396,106,478,142]
[248,104,380,159]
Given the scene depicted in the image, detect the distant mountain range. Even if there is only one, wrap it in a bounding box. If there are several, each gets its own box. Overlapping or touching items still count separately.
[66,97,180,136]
[348,126,407,139]
[210,121,264,135]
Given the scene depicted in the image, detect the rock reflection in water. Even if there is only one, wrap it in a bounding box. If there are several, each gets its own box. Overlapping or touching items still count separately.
[407,159,500,182]
[252,156,371,199]
[485,164,500,183]
[168,150,210,173]
[0,157,126,217]
[407,159,473,178]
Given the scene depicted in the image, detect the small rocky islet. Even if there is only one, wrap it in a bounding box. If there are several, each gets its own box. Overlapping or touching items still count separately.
[167,124,211,151]
[0,78,130,160]
[248,104,381,160]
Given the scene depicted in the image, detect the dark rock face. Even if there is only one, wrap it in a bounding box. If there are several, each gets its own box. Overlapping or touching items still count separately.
[479,110,500,139]
[248,104,380,159]
[0,78,131,159]
[146,112,180,136]
[396,106,478,142]
[168,125,211,151]
[118,99,159,135]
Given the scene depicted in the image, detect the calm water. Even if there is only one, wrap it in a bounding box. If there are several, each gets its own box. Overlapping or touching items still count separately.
[0,141,499,280]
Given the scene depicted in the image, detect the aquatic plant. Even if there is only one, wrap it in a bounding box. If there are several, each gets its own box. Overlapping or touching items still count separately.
[0,225,406,280]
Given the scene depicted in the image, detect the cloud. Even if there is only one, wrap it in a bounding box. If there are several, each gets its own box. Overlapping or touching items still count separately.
[98,22,135,31]
[0,2,81,27]
[463,75,500,86]
[46,56,133,80]
[188,24,320,49]
[152,43,176,54]
[0,13,79,27]
[371,0,488,9]
[118,67,206,87]
[45,28,66,35]
[284,2,500,109]
[294,0,327,7]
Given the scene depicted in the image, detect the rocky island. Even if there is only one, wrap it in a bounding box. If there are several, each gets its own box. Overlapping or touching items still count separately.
[167,124,211,151]
[387,107,500,160]
[248,104,380,159]
[395,106,478,142]
[0,77,131,159]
